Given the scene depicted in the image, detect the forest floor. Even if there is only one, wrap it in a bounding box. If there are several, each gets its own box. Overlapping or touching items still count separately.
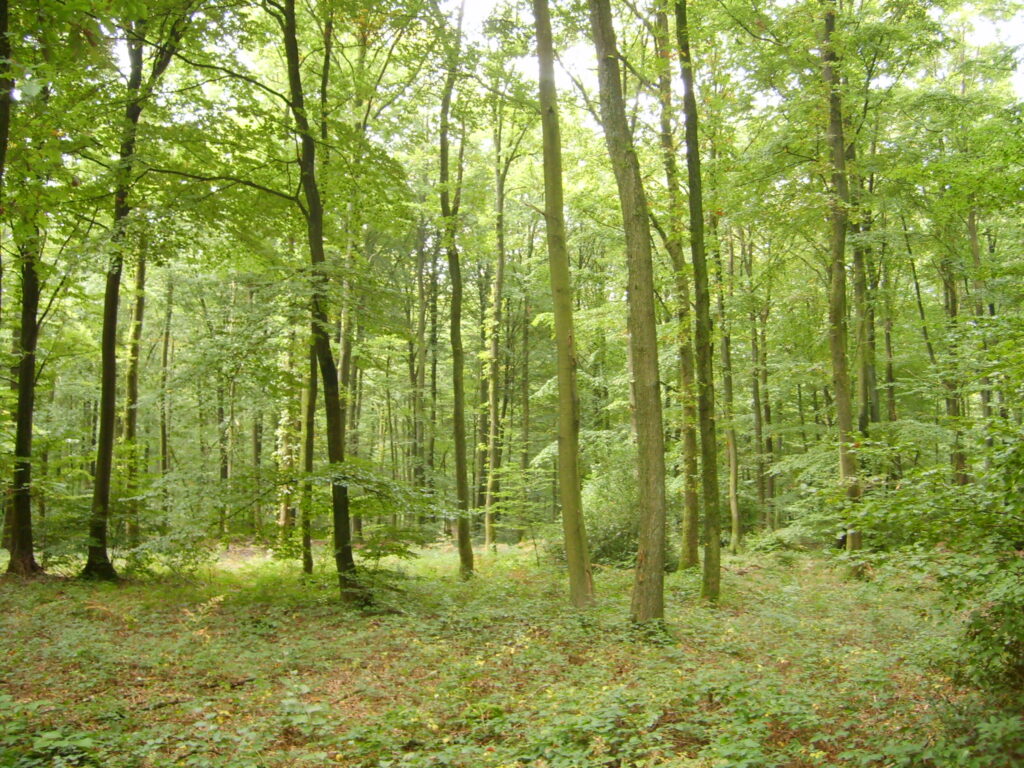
[0,545,1004,767]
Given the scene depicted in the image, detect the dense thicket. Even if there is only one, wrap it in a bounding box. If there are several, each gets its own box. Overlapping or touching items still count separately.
[1,0,1023,668]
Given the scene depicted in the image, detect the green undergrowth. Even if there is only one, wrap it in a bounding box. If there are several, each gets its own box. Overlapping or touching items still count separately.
[0,547,1019,767]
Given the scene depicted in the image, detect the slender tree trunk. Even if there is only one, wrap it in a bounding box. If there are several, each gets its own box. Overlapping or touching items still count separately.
[84,18,184,579]
[968,210,993,447]
[7,234,43,575]
[0,0,11,325]
[746,240,766,516]
[534,0,594,608]
[483,143,509,551]
[122,253,146,544]
[252,411,263,533]
[940,260,969,484]
[413,217,428,489]
[299,344,316,575]
[821,3,861,552]
[217,382,228,535]
[653,7,699,569]
[674,0,721,599]
[439,5,474,578]
[159,276,173,511]
[759,307,775,525]
[903,220,938,367]
[717,236,741,552]
[279,0,357,596]
[590,0,668,620]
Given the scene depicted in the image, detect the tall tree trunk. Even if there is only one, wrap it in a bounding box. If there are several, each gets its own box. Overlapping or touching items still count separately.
[759,306,775,525]
[412,217,428,489]
[484,134,510,551]
[821,3,861,551]
[160,278,173,484]
[745,239,766,516]
[439,5,474,578]
[589,0,668,620]
[278,0,357,597]
[122,254,146,544]
[7,233,43,575]
[299,344,316,575]
[0,0,11,324]
[217,382,229,535]
[717,236,740,552]
[252,411,263,533]
[674,0,721,599]
[533,0,594,608]
[968,209,993,446]
[652,7,699,570]
[84,17,184,579]
[940,259,969,484]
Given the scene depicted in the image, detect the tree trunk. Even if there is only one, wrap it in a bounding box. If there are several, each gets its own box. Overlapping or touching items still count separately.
[717,236,740,552]
[674,0,721,599]
[533,0,594,608]
[589,0,668,620]
[299,344,316,575]
[483,131,509,551]
[84,18,184,579]
[160,277,173,486]
[821,3,862,552]
[122,254,146,544]
[7,234,43,575]
[652,7,699,570]
[439,6,474,578]
[279,0,357,597]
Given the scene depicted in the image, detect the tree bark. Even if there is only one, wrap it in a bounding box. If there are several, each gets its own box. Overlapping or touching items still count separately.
[717,236,740,552]
[534,0,595,608]
[589,0,668,620]
[439,4,474,578]
[278,0,357,597]
[122,253,146,544]
[7,232,43,575]
[652,7,699,570]
[299,344,316,575]
[84,17,185,579]
[674,0,721,599]
[821,3,862,552]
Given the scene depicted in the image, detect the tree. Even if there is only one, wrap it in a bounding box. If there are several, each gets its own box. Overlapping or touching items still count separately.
[673,0,721,600]
[533,0,594,609]
[84,8,189,580]
[821,0,862,553]
[439,3,474,579]
[589,0,668,622]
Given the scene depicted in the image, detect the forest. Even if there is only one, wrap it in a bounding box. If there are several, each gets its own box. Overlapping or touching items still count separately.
[1,0,1023,765]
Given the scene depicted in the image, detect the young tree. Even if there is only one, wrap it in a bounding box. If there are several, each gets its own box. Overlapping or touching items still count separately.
[673,0,721,599]
[84,10,189,579]
[533,0,594,609]
[439,4,474,579]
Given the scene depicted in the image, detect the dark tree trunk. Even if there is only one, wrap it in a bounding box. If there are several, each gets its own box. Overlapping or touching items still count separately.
[84,17,184,579]
[8,236,43,576]
[674,0,721,599]
[652,7,699,569]
[439,7,474,578]
[278,0,357,597]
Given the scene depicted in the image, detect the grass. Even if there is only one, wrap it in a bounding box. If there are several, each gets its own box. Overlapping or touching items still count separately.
[0,545,998,767]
